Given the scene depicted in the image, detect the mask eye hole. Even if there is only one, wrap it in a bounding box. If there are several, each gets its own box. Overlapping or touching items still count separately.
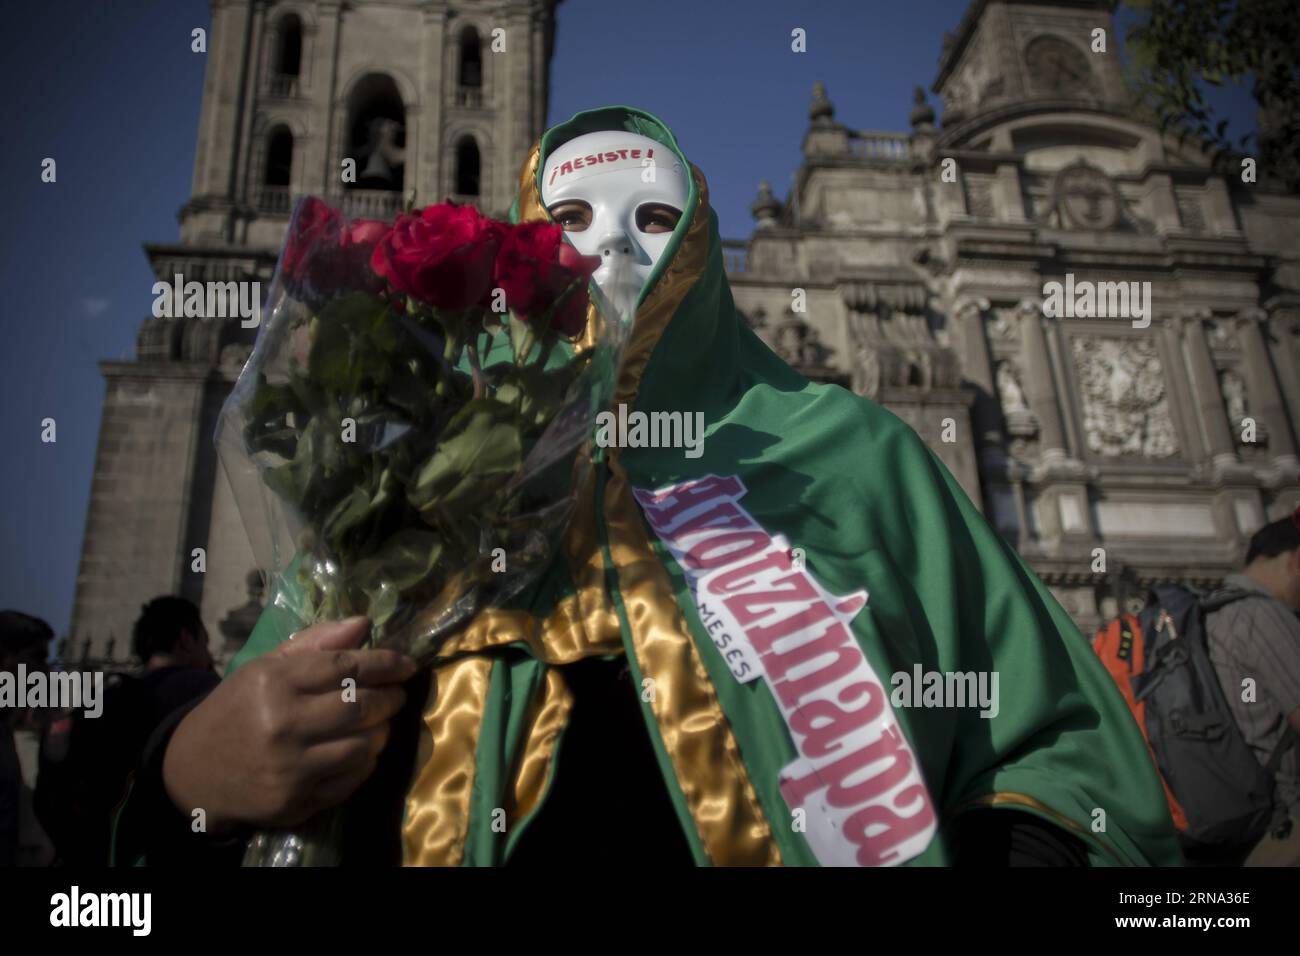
[547,200,591,232]
[636,203,682,234]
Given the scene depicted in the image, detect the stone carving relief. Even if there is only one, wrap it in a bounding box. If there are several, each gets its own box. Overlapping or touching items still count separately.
[987,308,1020,342]
[844,278,958,398]
[1218,366,1267,446]
[1220,368,1247,424]
[1045,161,1155,234]
[964,174,996,219]
[1205,319,1237,351]
[1070,336,1179,458]
[770,308,837,382]
[996,362,1025,410]
[1053,162,1119,230]
[942,79,972,122]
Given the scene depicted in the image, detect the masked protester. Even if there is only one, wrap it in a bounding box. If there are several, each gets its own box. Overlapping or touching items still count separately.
[115,106,1182,867]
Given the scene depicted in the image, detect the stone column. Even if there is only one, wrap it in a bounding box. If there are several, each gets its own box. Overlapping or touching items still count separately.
[954,297,1003,447]
[190,0,242,200]
[230,2,268,211]
[1160,318,1205,461]
[1268,309,1300,438]
[303,5,341,196]
[995,161,1027,223]
[1235,308,1299,461]
[1017,297,1068,461]
[1177,309,1237,468]
[1144,171,1181,234]
[418,7,447,207]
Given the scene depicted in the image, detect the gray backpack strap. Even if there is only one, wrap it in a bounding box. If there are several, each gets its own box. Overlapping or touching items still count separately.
[1199,586,1253,614]
[1265,729,1297,774]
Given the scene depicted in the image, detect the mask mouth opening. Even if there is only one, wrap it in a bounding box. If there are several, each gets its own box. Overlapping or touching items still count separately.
[590,255,639,328]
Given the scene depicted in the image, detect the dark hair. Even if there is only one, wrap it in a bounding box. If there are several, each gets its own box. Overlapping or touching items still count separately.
[0,610,54,655]
[132,596,203,661]
[1245,511,1300,566]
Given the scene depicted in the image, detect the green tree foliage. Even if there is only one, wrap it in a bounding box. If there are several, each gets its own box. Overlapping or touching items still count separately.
[1123,0,1299,190]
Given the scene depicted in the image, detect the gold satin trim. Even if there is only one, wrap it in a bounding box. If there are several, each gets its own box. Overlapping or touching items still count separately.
[434,454,622,664]
[401,656,495,866]
[400,146,623,866]
[954,791,1121,864]
[507,667,574,823]
[514,137,604,353]
[599,163,780,865]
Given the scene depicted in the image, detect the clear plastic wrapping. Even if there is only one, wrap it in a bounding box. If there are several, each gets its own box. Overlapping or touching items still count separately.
[214,196,626,865]
[217,196,626,665]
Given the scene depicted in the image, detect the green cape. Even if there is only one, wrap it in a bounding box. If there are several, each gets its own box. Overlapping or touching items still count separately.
[219,105,1180,867]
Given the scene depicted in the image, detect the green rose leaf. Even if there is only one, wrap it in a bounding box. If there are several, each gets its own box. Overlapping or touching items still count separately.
[308,292,391,394]
[359,528,445,591]
[322,486,372,553]
[408,398,523,515]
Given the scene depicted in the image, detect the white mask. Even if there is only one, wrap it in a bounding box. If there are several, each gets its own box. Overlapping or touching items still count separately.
[540,131,689,324]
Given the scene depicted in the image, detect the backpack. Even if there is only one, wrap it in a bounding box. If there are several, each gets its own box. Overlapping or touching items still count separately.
[1092,583,1294,863]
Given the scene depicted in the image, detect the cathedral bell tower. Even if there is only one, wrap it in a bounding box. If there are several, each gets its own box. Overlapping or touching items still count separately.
[70,0,561,664]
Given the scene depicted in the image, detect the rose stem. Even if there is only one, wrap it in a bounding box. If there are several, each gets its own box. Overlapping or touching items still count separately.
[466,339,486,400]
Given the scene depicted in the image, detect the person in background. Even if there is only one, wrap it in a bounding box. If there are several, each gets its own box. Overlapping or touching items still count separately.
[35,597,219,865]
[1,610,56,866]
[1205,511,1300,866]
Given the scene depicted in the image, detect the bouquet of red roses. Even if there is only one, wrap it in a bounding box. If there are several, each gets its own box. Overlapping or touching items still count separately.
[215,196,625,864]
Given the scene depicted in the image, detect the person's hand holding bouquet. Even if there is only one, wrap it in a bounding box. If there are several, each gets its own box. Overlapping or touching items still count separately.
[162,195,621,865]
[163,617,413,835]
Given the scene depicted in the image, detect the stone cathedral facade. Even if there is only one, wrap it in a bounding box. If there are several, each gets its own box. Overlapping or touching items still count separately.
[70,0,1300,664]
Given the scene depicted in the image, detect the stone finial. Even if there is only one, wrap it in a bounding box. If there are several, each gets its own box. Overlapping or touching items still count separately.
[750,180,782,227]
[809,81,834,124]
[910,87,936,131]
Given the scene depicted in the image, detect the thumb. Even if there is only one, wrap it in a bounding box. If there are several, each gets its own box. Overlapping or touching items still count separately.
[276,616,371,656]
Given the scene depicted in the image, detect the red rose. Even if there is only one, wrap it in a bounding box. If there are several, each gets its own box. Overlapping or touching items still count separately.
[494,222,601,337]
[281,197,343,285]
[344,218,390,247]
[280,199,387,302]
[371,203,506,310]
[324,217,388,295]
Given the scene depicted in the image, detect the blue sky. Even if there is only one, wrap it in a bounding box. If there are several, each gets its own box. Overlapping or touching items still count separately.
[0,0,1259,641]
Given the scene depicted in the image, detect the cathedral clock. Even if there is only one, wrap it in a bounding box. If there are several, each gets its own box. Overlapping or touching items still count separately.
[1024,35,1093,95]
